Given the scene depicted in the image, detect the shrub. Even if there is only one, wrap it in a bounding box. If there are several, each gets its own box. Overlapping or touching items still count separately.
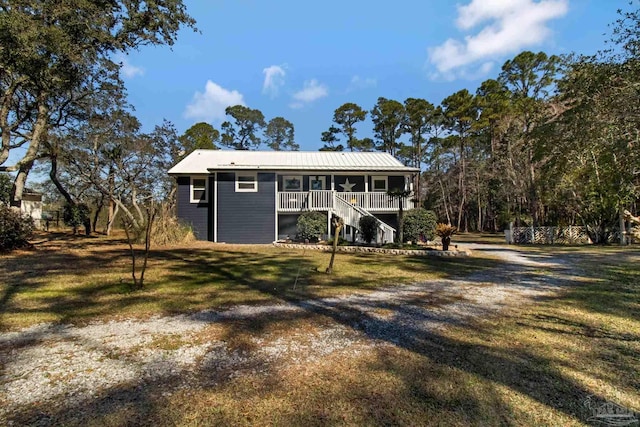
[0,205,34,251]
[63,203,90,234]
[296,211,326,242]
[0,173,11,205]
[402,208,437,242]
[358,215,378,244]
[326,236,350,246]
[149,204,195,245]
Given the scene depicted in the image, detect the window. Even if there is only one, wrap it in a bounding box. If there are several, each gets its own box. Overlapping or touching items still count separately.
[372,176,388,192]
[283,175,303,191]
[236,173,258,192]
[190,176,208,203]
[310,176,326,191]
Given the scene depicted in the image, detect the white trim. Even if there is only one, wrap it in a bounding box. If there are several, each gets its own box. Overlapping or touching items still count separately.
[274,178,278,241]
[282,175,303,192]
[213,173,218,242]
[371,175,388,192]
[190,175,209,203]
[365,174,369,193]
[235,172,258,192]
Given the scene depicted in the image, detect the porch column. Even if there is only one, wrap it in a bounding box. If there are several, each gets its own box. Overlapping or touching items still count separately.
[364,175,369,210]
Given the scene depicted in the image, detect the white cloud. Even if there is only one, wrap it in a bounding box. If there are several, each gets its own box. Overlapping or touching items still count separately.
[428,0,568,79]
[184,80,245,122]
[347,75,377,92]
[262,65,286,97]
[115,54,144,79]
[289,79,328,108]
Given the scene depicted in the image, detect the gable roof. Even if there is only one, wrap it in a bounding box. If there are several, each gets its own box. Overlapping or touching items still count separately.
[168,150,419,174]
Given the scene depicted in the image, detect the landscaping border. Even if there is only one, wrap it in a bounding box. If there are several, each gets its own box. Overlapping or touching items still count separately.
[273,242,471,257]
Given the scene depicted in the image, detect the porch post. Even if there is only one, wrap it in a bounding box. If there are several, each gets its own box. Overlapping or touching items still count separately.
[364,174,369,210]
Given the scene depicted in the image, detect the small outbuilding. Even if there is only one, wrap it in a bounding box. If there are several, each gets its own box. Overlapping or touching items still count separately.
[20,189,43,228]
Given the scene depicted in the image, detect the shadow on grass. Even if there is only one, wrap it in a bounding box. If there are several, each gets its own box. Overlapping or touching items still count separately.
[2,233,503,330]
[3,235,639,425]
[6,257,622,425]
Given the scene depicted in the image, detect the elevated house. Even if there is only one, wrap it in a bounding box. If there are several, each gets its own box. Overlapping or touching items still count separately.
[168,150,419,244]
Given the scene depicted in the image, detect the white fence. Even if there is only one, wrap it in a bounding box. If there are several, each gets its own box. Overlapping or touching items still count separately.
[505,225,591,244]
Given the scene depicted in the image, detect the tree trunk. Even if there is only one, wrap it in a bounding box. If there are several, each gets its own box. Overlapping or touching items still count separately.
[49,154,74,205]
[397,201,404,244]
[93,195,104,233]
[456,192,466,231]
[438,178,452,225]
[105,200,118,235]
[10,93,49,206]
[0,77,27,166]
[104,166,116,235]
[456,136,466,231]
[619,206,627,245]
[326,217,344,274]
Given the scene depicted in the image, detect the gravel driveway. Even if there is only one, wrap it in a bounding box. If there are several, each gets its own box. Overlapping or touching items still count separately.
[0,244,575,424]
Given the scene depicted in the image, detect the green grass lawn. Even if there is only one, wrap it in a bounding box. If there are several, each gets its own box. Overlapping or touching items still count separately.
[0,232,498,330]
[2,233,639,426]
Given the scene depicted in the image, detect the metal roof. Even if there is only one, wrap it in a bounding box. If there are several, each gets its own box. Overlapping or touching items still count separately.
[168,150,419,174]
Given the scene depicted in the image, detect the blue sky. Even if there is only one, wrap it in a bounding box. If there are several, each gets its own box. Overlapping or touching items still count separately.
[119,0,620,151]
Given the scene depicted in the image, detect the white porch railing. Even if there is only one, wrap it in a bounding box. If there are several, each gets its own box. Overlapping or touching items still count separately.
[278,191,333,212]
[277,190,414,213]
[335,191,414,211]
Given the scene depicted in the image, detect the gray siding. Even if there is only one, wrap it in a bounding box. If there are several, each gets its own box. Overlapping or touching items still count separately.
[217,172,276,244]
[176,176,210,240]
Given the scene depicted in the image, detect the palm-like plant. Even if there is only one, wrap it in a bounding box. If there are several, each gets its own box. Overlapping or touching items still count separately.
[435,223,457,251]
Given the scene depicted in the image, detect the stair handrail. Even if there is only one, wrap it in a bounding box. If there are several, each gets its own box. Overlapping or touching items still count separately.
[332,191,395,244]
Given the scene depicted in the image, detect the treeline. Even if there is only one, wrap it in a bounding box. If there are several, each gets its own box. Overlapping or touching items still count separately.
[320,7,640,240]
[0,1,197,233]
[183,106,299,151]
[313,51,567,233]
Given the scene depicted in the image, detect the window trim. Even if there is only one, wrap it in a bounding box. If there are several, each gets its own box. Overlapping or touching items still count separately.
[283,175,303,192]
[371,175,388,192]
[235,172,258,192]
[190,176,209,203]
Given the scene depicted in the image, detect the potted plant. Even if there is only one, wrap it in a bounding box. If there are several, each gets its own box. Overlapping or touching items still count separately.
[435,223,457,251]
